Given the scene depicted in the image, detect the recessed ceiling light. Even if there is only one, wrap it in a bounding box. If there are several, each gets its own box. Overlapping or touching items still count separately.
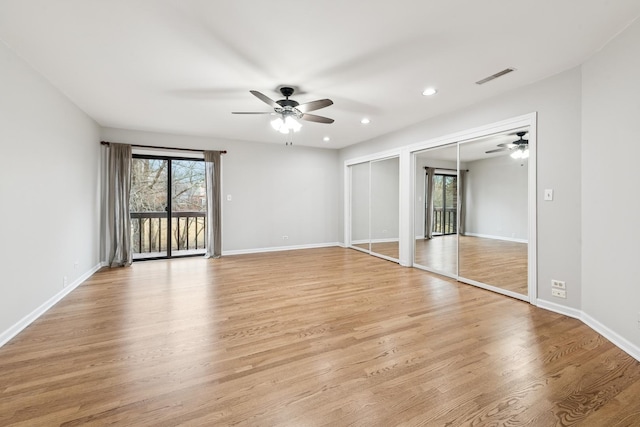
[361,118,371,124]
[422,87,437,96]
[323,136,330,142]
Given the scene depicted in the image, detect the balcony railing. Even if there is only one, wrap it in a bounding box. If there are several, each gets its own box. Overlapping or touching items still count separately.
[131,211,207,258]
[433,207,457,235]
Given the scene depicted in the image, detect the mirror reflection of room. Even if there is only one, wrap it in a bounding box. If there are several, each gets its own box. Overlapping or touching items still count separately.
[349,157,400,262]
[458,130,529,297]
[413,129,530,298]
[414,144,459,277]
[370,157,399,260]
[350,161,370,252]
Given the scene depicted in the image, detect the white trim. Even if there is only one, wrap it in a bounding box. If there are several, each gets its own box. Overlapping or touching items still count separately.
[413,263,458,280]
[351,238,399,245]
[344,147,402,168]
[458,277,529,302]
[222,242,340,256]
[371,237,399,244]
[536,299,640,363]
[581,312,640,362]
[406,113,537,153]
[464,232,528,244]
[0,262,104,348]
[535,298,582,319]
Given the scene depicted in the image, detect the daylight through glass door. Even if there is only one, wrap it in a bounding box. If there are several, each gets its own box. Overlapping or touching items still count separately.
[130,156,206,260]
[429,173,457,236]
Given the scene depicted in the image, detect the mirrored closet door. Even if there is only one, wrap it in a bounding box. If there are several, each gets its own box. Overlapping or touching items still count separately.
[349,156,400,263]
[412,127,531,300]
[458,131,529,298]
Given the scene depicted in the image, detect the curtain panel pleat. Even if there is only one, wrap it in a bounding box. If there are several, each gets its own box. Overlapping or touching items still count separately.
[204,151,222,258]
[107,143,133,267]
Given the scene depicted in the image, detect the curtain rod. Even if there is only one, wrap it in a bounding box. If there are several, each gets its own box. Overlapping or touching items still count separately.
[424,166,469,172]
[101,141,227,154]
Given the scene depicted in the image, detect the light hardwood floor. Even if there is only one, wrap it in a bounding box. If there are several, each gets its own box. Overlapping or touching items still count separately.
[1,248,639,426]
[415,235,528,296]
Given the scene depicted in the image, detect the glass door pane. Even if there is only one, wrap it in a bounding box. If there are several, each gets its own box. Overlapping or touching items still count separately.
[432,174,457,235]
[131,158,169,259]
[171,160,207,256]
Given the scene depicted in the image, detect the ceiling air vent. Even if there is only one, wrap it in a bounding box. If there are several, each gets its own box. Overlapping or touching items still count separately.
[475,68,516,85]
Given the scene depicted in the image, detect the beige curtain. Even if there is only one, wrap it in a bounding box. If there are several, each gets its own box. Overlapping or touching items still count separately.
[424,167,435,239]
[204,151,222,258]
[107,143,132,267]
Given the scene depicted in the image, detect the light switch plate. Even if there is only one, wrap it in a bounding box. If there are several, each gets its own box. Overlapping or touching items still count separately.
[544,189,553,201]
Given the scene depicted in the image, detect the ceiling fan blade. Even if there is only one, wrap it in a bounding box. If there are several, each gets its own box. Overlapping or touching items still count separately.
[485,148,509,154]
[296,99,333,113]
[232,111,274,114]
[301,113,334,124]
[250,90,278,108]
[497,143,516,148]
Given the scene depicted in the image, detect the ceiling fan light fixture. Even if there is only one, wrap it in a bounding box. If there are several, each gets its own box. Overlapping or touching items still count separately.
[510,146,529,160]
[270,117,284,131]
[285,116,301,132]
[361,118,370,125]
[271,114,301,134]
[422,87,437,96]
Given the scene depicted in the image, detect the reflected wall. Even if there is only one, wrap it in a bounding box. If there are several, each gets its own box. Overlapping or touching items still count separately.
[349,157,399,262]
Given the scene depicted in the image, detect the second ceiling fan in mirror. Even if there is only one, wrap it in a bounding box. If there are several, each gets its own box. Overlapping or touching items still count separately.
[485,131,529,159]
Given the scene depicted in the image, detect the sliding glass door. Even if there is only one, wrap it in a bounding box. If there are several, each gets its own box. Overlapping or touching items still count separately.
[430,173,458,236]
[130,155,206,260]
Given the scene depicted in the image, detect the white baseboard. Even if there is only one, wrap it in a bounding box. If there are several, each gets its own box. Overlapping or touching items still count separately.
[465,232,527,244]
[222,242,341,256]
[0,262,103,348]
[536,298,582,319]
[581,312,640,362]
[537,298,640,362]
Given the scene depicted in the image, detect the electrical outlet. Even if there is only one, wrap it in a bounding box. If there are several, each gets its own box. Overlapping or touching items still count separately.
[282,235,288,240]
[551,280,566,289]
[551,288,566,298]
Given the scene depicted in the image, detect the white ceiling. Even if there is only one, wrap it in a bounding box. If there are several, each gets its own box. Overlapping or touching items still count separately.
[1,1,638,149]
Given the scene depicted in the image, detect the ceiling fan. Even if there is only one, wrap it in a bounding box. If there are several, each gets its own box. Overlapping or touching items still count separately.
[232,86,334,134]
[485,131,530,159]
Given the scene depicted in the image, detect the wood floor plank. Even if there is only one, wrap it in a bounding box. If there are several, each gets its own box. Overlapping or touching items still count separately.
[0,247,639,426]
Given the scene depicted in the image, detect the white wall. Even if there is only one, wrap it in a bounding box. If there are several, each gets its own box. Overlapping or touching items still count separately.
[340,67,583,309]
[101,128,341,253]
[582,18,640,350]
[0,41,101,343]
[464,154,528,241]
